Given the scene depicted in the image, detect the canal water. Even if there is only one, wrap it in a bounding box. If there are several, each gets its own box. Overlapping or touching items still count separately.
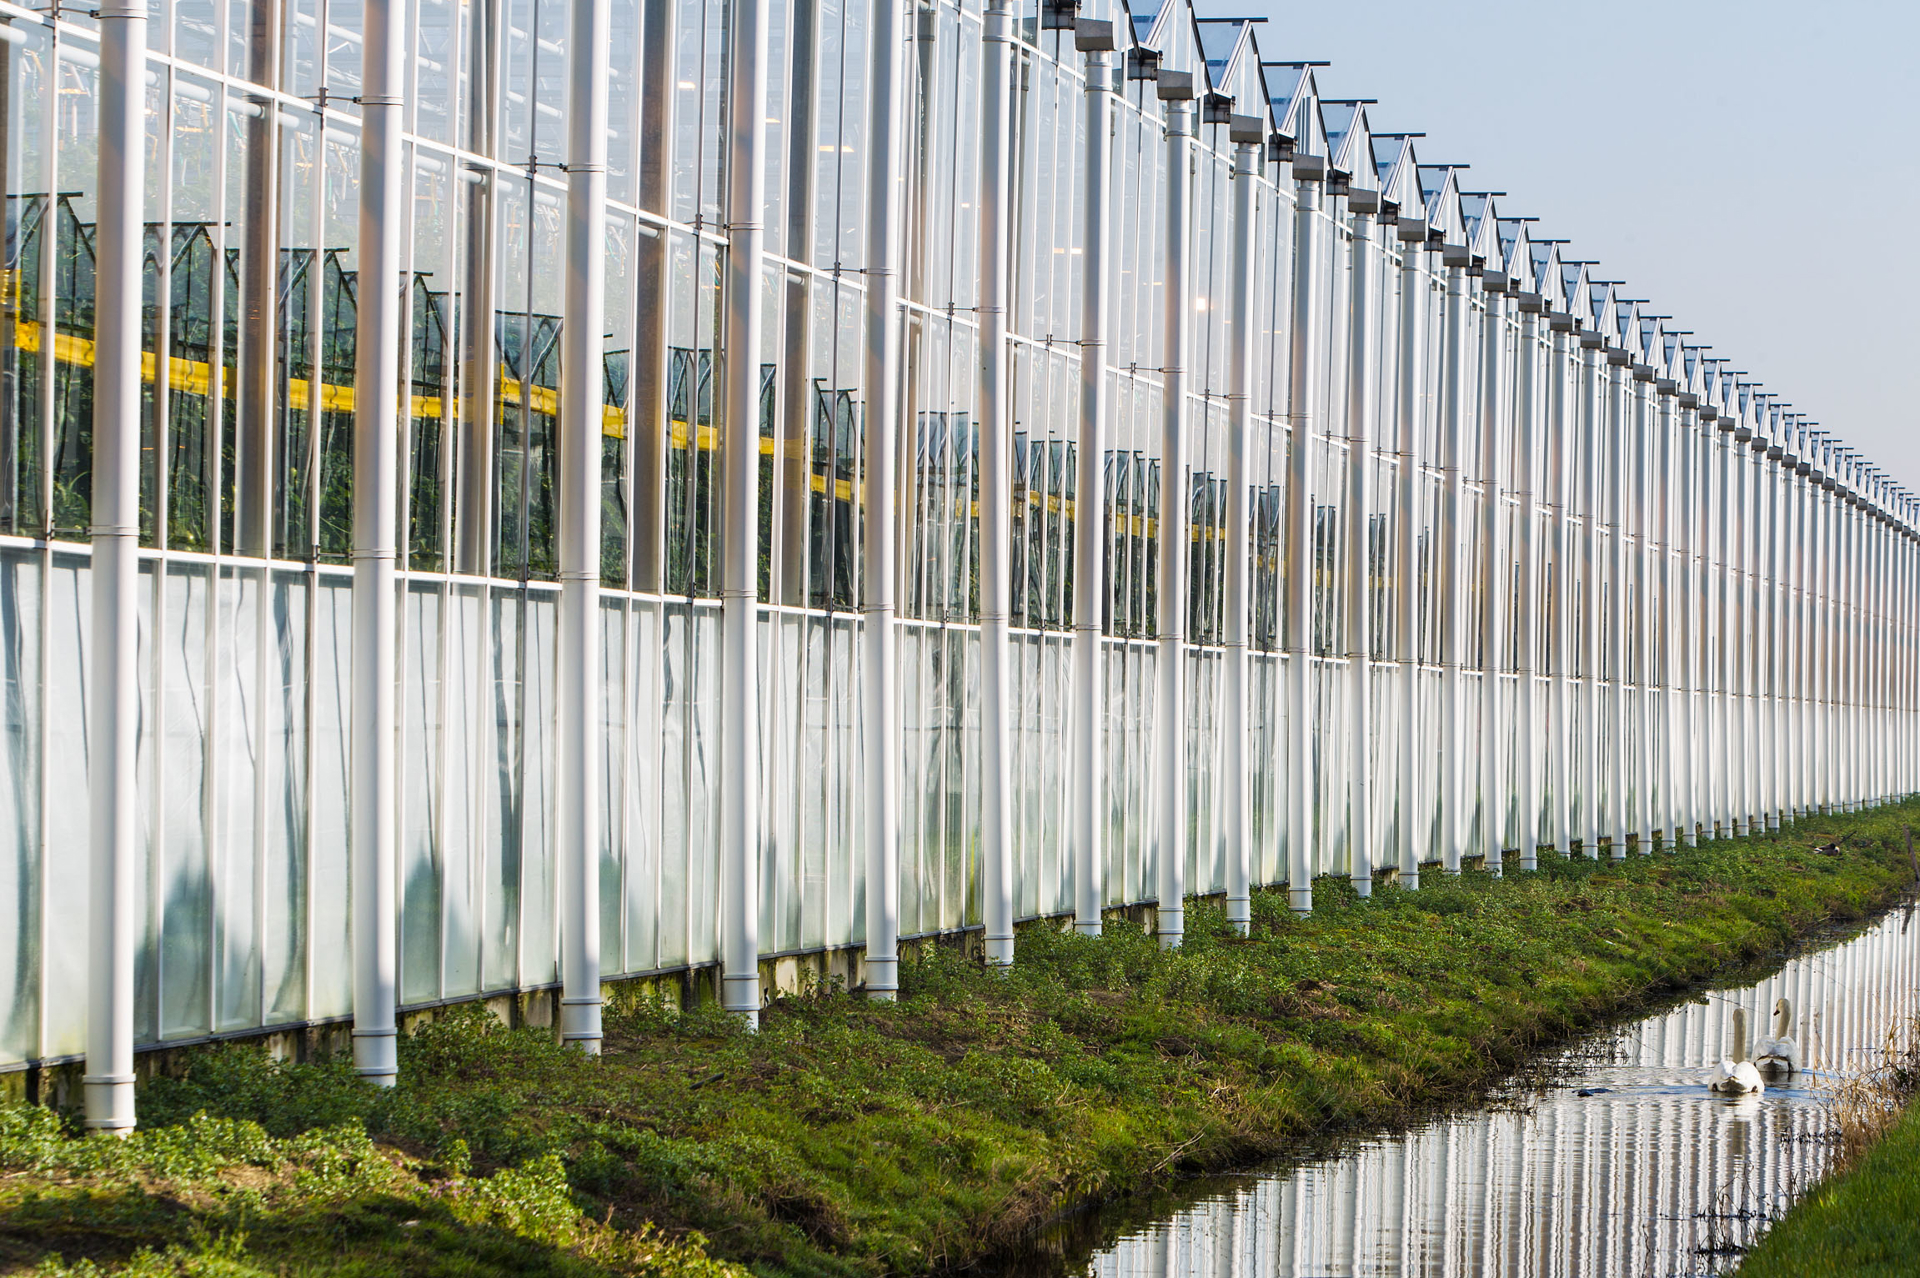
[1057,902,1920,1278]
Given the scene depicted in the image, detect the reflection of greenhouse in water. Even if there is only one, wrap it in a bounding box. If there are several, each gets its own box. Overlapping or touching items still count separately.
[3,0,1917,1131]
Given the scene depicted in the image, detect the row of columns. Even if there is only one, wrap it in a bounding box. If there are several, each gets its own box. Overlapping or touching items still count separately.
[81,5,1919,1131]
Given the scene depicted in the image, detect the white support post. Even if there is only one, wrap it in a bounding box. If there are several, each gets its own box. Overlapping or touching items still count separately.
[1513,308,1541,871]
[1392,246,1426,887]
[1069,36,1111,939]
[351,0,404,1087]
[1659,391,1682,846]
[1631,374,1655,850]
[1605,361,1628,858]
[1577,344,1601,855]
[1155,96,1193,948]
[84,0,147,1133]
[1286,174,1323,913]
[1547,326,1573,854]
[1224,137,1257,930]
[720,0,770,1024]
[1343,212,1376,898]
[556,0,610,1054]
[979,0,1018,958]
[1678,404,1700,846]
[1437,266,1468,873]
[861,0,906,998]
[1478,288,1508,871]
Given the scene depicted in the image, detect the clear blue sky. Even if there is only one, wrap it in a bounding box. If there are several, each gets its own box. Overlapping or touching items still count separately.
[1239,0,1920,493]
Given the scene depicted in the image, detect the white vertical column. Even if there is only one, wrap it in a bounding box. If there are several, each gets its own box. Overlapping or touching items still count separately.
[1343,212,1376,897]
[1286,175,1324,913]
[85,0,148,1132]
[351,0,404,1086]
[979,0,1018,956]
[861,0,906,997]
[1604,360,1627,856]
[1478,290,1509,870]
[721,0,770,1022]
[1547,326,1574,853]
[1155,95,1193,947]
[1577,344,1601,853]
[1224,137,1258,929]
[1437,266,1468,872]
[1393,246,1426,886]
[1631,374,1655,848]
[1659,392,1682,845]
[1714,419,1734,835]
[557,0,610,1054]
[1513,308,1542,870]
[1678,405,1700,845]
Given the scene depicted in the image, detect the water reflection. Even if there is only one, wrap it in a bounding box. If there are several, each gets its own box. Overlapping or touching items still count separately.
[1085,905,1920,1278]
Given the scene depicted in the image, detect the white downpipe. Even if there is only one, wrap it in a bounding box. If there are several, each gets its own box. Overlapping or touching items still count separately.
[1679,407,1700,846]
[1343,212,1375,898]
[1576,346,1600,854]
[1605,362,1628,857]
[1659,393,1681,846]
[1478,290,1508,870]
[351,0,404,1087]
[980,0,1018,958]
[556,0,610,1054]
[1155,98,1192,948]
[1631,376,1655,849]
[1547,327,1573,854]
[1285,176,1323,913]
[1728,422,1743,832]
[721,0,769,1024]
[1437,266,1467,873]
[1393,249,1426,887]
[862,0,905,997]
[1223,138,1257,931]
[1513,309,1541,871]
[1069,39,1111,939]
[84,0,146,1133]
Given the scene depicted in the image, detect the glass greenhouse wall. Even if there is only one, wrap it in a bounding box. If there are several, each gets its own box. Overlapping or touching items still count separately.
[5,0,1919,1099]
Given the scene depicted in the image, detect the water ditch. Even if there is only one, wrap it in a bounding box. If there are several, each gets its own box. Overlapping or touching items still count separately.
[1005,900,1920,1278]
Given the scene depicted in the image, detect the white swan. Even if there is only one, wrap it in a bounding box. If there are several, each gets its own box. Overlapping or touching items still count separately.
[1711,1058,1766,1094]
[1756,997,1800,1077]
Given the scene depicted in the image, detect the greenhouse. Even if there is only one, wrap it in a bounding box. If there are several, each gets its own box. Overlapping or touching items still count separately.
[1,0,1914,1131]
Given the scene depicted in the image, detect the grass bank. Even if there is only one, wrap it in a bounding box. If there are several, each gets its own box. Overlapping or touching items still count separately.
[5,802,1920,1278]
[1738,1009,1920,1277]
[1737,1104,1920,1278]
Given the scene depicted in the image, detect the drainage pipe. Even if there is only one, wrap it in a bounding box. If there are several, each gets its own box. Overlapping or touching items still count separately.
[1343,210,1375,897]
[1154,95,1193,948]
[1285,172,1323,913]
[1546,325,1573,854]
[1478,288,1508,870]
[1224,137,1257,929]
[979,0,1017,956]
[84,0,147,1132]
[862,0,906,997]
[1392,244,1426,886]
[1069,35,1112,938]
[556,0,611,1054]
[1513,308,1541,871]
[720,0,770,1024]
[351,0,404,1087]
[1605,360,1627,857]
[1437,265,1467,872]
[1630,372,1654,848]
[1577,343,1601,854]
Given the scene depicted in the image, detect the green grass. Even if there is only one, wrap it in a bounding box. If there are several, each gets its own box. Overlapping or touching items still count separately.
[5,801,1920,1277]
[1739,1100,1920,1277]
